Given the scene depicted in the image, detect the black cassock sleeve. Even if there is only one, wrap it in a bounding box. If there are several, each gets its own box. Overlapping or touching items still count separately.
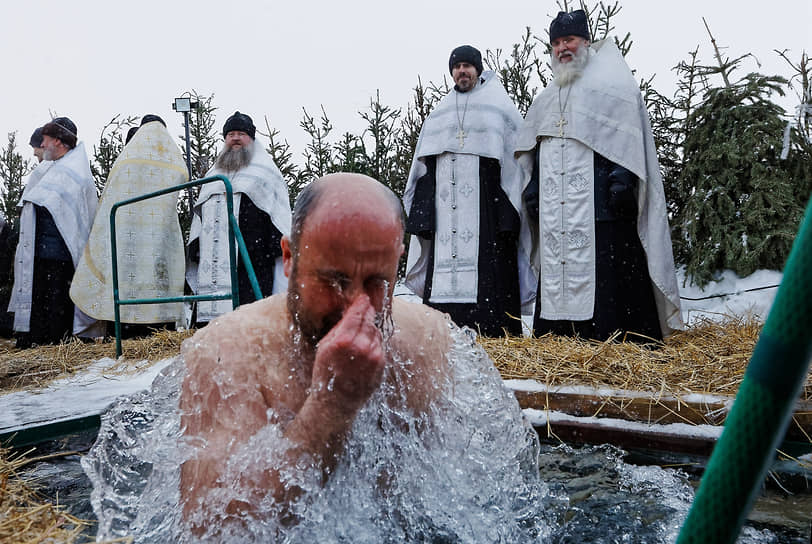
[522,145,540,225]
[595,153,638,221]
[607,164,637,219]
[480,157,519,238]
[405,155,437,239]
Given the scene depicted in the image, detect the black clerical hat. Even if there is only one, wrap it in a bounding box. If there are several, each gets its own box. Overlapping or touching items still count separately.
[550,10,591,42]
[141,114,166,127]
[448,45,483,76]
[125,126,139,145]
[223,111,256,139]
[41,117,78,149]
[29,127,43,148]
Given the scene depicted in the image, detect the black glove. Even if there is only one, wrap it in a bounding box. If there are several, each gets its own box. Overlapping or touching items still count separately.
[607,167,637,219]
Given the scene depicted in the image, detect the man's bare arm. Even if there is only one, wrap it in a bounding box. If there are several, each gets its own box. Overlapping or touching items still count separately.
[180,294,388,529]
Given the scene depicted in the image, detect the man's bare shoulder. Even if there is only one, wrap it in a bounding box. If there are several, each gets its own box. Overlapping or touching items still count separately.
[390,298,452,362]
[182,295,290,375]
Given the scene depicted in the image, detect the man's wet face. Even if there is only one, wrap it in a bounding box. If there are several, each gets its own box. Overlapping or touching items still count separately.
[287,262,344,347]
[283,190,403,351]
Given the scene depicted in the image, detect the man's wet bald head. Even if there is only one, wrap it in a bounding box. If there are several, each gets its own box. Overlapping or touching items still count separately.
[289,173,405,254]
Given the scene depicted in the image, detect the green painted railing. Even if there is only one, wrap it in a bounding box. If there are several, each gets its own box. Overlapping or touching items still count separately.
[676,200,812,543]
[110,175,261,357]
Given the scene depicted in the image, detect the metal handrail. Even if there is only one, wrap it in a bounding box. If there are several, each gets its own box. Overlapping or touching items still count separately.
[110,175,261,357]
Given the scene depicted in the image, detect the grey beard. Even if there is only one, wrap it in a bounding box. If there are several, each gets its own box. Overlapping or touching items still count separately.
[215,145,253,173]
[551,46,590,87]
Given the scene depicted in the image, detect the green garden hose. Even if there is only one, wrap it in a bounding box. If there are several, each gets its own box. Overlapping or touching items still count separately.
[676,200,812,543]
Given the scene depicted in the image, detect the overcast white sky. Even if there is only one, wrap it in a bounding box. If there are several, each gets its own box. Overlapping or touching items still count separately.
[0,1,809,166]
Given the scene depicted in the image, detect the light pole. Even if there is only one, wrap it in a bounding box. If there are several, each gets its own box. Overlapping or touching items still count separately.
[172,95,199,215]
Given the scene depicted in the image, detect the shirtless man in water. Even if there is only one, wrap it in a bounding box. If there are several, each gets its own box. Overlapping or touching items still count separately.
[179,173,452,530]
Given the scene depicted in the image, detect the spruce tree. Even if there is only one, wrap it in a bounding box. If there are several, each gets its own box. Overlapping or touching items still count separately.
[91,114,137,195]
[0,132,30,232]
[0,132,31,312]
[776,49,812,206]
[360,91,402,194]
[656,48,710,261]
[332,132,369,178]
[484,27,547,116]
[299,106,334,185]
[261,116,304,207]
[678,71,804,286]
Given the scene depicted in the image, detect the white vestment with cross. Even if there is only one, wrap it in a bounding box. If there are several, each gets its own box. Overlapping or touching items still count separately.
[71,122,188,324]
[187,139,291,322]
[11,142,101,336]
[403,70,536,309]
[514,39,683,336]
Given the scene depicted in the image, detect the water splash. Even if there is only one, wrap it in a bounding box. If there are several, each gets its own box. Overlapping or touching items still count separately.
[81,357,185,541]
[83,324,558,542]
[79,334,795,543]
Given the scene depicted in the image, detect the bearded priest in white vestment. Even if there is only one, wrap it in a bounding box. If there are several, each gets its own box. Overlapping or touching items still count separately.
[404,45,534,337]
[187,111,291,325]
[9,117,101,347]
[515,10,682,342]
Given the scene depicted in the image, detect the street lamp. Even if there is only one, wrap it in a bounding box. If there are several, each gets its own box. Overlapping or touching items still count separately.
[172,95,199,214]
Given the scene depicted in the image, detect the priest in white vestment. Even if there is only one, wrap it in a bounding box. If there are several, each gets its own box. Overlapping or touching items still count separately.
[8,117,101,347]
[71,116,188,332]
[403,45,534,337]
[187,111,291,325]
[515,11,682,342]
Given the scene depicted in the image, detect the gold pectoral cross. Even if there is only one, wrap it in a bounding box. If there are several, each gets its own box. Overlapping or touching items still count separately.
[456,128,466,149]
[555,117,567,137]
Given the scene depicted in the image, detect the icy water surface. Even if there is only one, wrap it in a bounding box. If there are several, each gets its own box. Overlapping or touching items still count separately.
[28,442,812,543]
[22,323,808,543]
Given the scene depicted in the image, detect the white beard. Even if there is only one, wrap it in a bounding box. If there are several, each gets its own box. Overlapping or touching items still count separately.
[551,43,590,87]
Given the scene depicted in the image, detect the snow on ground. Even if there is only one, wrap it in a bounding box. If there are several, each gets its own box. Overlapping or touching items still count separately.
[523,408,724,440]
[675,268,782,325]
[0,356,175,435]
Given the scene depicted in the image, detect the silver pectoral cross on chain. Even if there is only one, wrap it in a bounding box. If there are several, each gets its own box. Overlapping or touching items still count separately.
[555,117,567,137]
[456,128,466,148]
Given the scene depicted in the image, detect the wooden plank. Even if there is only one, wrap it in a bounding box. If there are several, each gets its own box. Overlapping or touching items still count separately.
[514,390,729,425]
[514,389,812,442]
[534,418,718,457]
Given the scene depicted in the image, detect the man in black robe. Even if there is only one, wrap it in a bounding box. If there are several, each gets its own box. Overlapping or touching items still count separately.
[9,117,100,347]
[403,45,534,337]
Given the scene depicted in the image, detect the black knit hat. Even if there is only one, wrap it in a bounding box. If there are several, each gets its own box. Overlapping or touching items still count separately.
[125,126,139,145]
[29,127,44,148]
[448,45,483,76]
[140,114,166,127]
[41,117,78,149]
[223,111,255,139]
[549,10,591,42]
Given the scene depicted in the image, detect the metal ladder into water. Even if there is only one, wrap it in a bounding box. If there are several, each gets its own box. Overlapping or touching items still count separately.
[110,174,261,358]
